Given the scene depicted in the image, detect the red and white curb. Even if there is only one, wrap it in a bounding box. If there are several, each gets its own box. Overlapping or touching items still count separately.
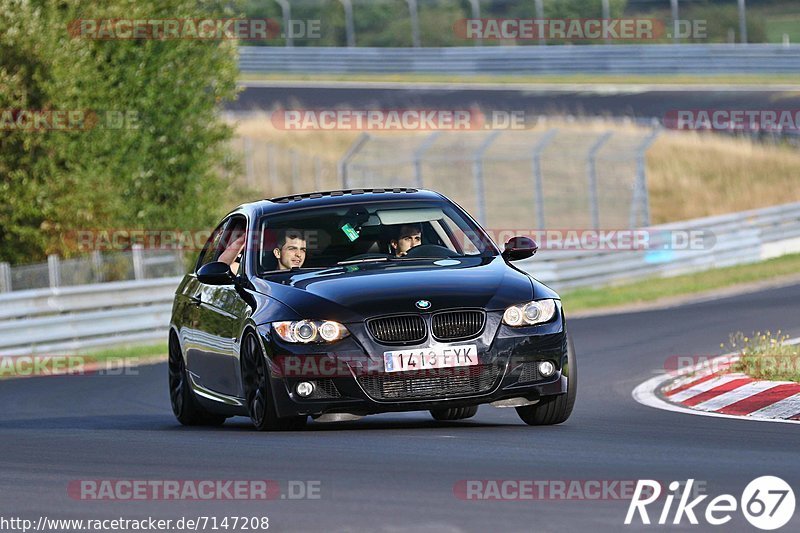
[633,337,800,424]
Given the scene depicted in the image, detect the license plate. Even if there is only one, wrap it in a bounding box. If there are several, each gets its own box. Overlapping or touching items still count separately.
[383,344,478,373]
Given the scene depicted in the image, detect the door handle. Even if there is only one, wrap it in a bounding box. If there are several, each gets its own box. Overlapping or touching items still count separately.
[189,294,202,306]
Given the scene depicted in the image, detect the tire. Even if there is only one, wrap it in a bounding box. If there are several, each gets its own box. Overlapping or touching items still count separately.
[241,332,307,431]
[168,333,227,426]
[516,334,577,426]
[430,405,479,421]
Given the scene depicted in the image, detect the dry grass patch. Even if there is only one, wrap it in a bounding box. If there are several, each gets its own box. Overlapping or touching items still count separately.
[228,114,800,224]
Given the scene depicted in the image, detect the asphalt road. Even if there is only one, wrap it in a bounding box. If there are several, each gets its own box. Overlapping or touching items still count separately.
[230,83,800,121]
[2,283,799,532]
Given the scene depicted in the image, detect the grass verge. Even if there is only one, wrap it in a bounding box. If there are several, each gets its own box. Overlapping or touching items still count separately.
[728,331,800,382]
[77,342,167,362]
[561,252,800,312]
[0,342,167,380]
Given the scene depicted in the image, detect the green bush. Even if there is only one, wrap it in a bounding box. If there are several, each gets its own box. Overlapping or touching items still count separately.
[0,0,239,264]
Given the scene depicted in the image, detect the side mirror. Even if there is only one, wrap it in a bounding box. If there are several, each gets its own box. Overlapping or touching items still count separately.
[197,261,235,285]
[502,236,538,262]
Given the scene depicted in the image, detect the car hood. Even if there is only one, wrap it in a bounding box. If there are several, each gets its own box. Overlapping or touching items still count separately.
[249,256,549,323]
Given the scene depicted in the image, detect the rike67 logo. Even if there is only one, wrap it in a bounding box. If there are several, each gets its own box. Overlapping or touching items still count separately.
[625,477,795,530]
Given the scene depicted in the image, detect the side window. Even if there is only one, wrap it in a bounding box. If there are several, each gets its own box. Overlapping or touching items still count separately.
[195,215,248,273]
[196,219,228,272]
[218,216,247,276]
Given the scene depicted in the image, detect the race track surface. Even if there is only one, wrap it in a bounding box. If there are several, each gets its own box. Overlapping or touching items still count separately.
[231,83,800,121]
[2,283,799,532]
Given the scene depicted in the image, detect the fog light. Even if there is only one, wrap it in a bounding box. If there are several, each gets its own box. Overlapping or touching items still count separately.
[296,381,315,397]
[538,361,555,377]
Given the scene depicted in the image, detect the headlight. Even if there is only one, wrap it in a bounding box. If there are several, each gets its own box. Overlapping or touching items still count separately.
[272,320,350,344]
[502,299,557,327]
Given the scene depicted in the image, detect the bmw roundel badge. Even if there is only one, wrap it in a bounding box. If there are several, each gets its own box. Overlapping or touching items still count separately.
[415,299,431,310]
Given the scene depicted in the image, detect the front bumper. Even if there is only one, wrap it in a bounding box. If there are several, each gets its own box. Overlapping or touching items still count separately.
[261,309,569,418]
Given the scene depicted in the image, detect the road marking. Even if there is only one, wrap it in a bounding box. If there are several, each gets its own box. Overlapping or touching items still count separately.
[667,374,747,403]
[664,367,734,397]
[692,381,782,412]
[719,383,800,415]
[632,336,800,425]
[748,393,800,419]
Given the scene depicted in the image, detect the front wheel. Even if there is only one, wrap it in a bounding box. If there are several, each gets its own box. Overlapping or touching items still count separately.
[241,332,307,431]
[168,333,226,426]
[516,335,577,426]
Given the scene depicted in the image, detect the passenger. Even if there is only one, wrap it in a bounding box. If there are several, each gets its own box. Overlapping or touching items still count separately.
[218,232,245,275]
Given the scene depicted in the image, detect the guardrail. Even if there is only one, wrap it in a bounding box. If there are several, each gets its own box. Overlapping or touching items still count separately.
[0,277,180,356]
[2,202,799,356]
[239,44,800,75]
[518,201,800,290]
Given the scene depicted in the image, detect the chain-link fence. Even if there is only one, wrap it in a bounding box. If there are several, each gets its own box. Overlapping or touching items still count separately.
[230,136,341,198]
[2,126,659,292]
[340,128,659,230]
[0,248,186,293]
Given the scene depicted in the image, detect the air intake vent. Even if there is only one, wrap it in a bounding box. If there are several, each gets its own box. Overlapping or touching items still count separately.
[367,315,426,344]
[431,310,485,341]
[357,365,501,400]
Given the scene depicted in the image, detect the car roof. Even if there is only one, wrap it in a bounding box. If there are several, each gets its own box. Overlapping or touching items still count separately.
[232,188,448,218]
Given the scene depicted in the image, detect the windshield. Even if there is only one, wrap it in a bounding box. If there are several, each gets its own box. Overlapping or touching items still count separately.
[253,199,497,275]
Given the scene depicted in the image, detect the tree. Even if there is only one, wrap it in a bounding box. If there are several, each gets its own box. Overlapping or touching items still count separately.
[0,0,239,264]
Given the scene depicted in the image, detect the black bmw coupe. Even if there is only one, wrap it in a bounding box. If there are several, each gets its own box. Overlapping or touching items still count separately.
[169,188,576,430]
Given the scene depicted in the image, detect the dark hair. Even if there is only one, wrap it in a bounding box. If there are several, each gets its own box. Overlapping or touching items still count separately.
[275,228,305,249]
[392,223,422,241]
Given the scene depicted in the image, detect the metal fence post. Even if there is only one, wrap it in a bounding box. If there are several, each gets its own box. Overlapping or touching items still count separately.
[473,131,501,226]
[267,143,278,194]
[290,149,299,192]
[586,132,613,230]
[631,129,660,228]
[0,262,11,292]
[47,254,61,288]
[406,0,421,47]
[132,244,145,280]
[244,137,255,187]
[413,132,441,188]
[91,250,104,283]
[275,0,293,47]
[738,0,748,44]
[535,0,545,45]
[671,0,679,44]
[601,0,611,44]
[339,0,356,47]
[467,0,481,46]
[338,132,371,188]
[314,156,322,191]
[531,129,558,229]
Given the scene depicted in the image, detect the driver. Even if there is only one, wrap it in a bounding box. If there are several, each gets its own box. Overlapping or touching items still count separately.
[390,224,422,257]
[273,228,307,270]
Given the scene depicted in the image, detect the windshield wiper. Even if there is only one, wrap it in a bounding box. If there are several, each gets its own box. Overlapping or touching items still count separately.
[336,257,390,265]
